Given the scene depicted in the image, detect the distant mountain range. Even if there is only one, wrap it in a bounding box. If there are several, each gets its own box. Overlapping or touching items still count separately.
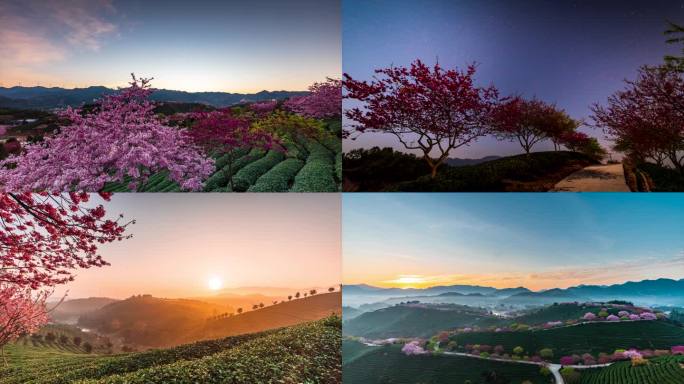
[345,278,684,306]
[0,86,309,110]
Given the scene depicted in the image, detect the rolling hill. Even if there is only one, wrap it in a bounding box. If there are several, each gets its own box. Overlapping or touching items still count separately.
[49,297,119,324]
[0,316,341,384]
[343,304,504,339]
[77,295,230,348]
[193,292,341,342]
[76,292,340,348]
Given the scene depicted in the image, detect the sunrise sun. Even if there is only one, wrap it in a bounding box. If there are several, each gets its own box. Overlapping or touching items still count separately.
[207,276,223,291]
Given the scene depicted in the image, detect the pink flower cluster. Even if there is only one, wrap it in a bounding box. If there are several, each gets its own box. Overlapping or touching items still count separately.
[249,100,278,115]
[606,314,620,321]
[583,312,597,320]
[401,340,428,356]
[284,78,341,118]
[0,286,49,346]
[0,75,214,191]
[672,346,684,355]
[622,349,643,359]
[640,312,657,320]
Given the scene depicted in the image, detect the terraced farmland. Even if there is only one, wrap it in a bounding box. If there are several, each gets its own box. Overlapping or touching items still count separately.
[452,321,684,361]
[578,355,684,384]
[342,341,548,384]
[0,317,341,384]
[102,120,342,192]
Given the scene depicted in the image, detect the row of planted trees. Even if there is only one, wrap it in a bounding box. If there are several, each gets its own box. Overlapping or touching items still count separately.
[0,76,342,191]
[208,287,338,321]
[343,22,684,178]
[343,61,605,178]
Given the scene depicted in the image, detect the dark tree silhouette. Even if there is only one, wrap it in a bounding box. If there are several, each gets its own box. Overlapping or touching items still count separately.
[665,21,684,72]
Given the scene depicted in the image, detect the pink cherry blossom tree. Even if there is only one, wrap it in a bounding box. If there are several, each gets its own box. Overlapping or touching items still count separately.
[640,312,657,320]
[0,192,131,353]
[0,286,49,361]
[401,340,428,356]
[284,78,341,119]
[249,100,278,116]
[0,75,214,191]
[344,60,500,178]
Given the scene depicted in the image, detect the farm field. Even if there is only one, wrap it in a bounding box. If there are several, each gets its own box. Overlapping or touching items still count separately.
[0,317,341,384]
[342,341,548,384]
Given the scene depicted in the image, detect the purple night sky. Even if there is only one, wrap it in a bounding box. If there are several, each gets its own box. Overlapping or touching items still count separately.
[342,0,684,159]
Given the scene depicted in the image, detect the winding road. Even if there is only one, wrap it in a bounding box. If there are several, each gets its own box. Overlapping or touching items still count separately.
[551,163,629,192]
[360,341,615,384]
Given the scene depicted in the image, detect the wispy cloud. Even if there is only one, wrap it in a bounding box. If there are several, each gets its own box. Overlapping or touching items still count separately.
[0,0,119,85]
[51,0,118,51]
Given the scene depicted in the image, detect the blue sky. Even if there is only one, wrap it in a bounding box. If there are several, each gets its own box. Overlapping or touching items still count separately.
[343,193,684,290]
[0,0,340,92]
[342,0,684,158]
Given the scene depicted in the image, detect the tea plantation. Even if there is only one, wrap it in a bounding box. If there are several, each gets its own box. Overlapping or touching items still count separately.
[102,120,342,192]
[452,320,684,362]
[577,355,684,384]
[0,316,341,384]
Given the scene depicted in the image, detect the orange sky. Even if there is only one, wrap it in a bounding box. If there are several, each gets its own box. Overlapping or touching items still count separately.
[54,194,341,300]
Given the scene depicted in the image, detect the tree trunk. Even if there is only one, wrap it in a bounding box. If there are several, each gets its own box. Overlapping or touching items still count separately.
[430,164,439,179]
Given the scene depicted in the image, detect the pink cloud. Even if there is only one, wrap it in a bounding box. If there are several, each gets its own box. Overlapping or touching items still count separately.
[0,29,65,65]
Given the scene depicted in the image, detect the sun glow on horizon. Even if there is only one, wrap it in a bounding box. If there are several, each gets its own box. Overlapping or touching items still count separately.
[207,276,223,291]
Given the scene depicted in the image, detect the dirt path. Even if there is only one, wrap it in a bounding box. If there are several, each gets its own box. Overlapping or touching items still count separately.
[551,163,630,192]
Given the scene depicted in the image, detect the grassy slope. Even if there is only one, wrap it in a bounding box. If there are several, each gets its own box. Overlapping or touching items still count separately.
[0,317,341,384]
[453,321,684,360]
[343,305,503,339]
[194,292,341,342]
[343,147,597,192]
[342,341,548,384]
